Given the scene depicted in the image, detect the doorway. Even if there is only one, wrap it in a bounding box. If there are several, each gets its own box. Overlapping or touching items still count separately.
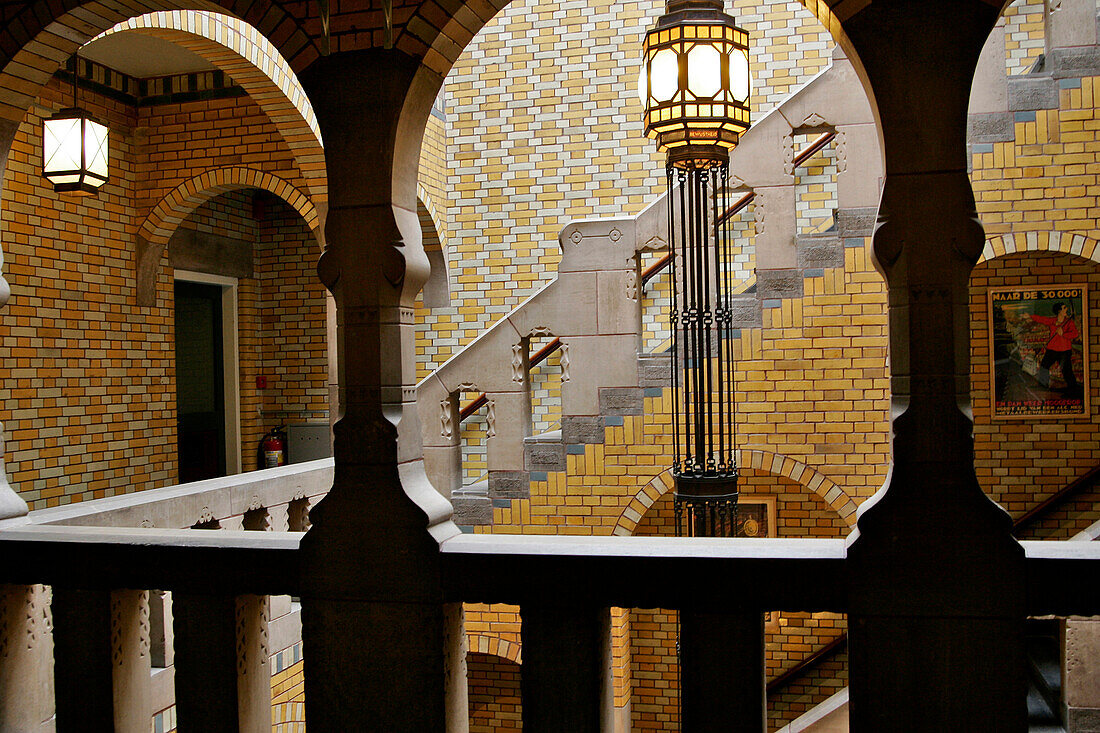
[174,273,241,482]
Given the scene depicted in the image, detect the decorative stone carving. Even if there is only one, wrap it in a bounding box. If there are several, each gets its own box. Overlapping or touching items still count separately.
[248,495,263,512]
[835,131,848,173]
[440,400,453,438]
[802,112,828,127]
[529,326,553,337]
[236,598,248,675]
[111,594,124,666]
[783,139,795,174]
[486,400,497,438]
[641,235,667,252]
[560,343,571,382]
[609,228,622,242]
[140,519,154,528]
[139,591,150,659]
[197,506,215,525]
[754,196,765,235]
[457,382,478,392]
[626,271,638,301]
[511,344,524,383]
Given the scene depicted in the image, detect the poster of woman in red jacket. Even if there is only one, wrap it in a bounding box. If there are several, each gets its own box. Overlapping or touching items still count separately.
[989,284,1089,418]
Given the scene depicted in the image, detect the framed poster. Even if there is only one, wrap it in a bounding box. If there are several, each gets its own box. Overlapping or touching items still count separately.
[988,283,1090,419]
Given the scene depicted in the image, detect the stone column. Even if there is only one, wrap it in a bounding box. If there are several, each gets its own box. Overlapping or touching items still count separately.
[297,49,456,732]
[840,2,1027,730]
[1064,618,1100,732]
[236,594,272,733]
[0,584,53,731]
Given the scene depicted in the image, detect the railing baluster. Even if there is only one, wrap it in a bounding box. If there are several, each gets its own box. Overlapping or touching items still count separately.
[521,603,608,732]
[0,584,53,731]
[680,609,765,732]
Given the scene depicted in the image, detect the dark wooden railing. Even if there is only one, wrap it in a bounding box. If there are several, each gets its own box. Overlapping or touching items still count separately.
[459,337,562,422]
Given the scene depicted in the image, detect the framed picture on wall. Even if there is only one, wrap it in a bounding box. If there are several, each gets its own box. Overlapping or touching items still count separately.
[988,283,1090,419]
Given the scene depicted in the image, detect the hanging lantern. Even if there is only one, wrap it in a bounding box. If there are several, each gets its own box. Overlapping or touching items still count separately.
[42,57,108,195]
[641,0,750,537]
[640,0,750,170]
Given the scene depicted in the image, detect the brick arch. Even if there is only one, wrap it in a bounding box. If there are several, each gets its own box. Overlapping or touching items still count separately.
[99,11,326,201]
[0,0,319,128]
[611,449,858,536]
[135,166,318,304]
[467,633,522,664]
[982,233,1100,265]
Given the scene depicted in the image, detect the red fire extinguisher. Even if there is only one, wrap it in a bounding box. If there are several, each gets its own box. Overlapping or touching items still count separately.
[260,427,288,468]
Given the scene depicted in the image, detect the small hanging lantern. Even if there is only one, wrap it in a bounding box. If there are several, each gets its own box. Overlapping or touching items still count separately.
[640,0,750,537]
[42,56,108,195]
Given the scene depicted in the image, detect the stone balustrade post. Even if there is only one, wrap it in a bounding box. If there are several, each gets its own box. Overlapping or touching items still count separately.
[1064,617,1100,731]
[297,49,458,732]
[840,2,1027,729]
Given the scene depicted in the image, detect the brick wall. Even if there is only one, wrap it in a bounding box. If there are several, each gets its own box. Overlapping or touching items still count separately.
[0,78,168,508]
[1,71,324,507]
[468,653,522,731]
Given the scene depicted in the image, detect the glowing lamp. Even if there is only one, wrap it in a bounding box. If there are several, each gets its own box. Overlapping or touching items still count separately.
[639,1,750,169]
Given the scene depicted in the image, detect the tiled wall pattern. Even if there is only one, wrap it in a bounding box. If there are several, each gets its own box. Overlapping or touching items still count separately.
[529,341,563,435]
[413,0,837,379]
[468,653,522,731]
[0,79,166,508]
[794,136,838,235]
[1003,0,1046,76]
[240,194,329,471]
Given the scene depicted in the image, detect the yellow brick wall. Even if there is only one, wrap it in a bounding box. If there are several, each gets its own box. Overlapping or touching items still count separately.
[0,74,325,507]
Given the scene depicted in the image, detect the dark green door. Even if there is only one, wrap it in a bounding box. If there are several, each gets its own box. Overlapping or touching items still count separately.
[174,281,226,483]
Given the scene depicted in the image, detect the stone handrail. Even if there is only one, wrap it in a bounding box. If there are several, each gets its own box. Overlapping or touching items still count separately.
[22,458,333,530]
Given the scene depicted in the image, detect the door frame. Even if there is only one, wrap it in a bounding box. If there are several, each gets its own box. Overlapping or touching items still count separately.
[173,269,242,475]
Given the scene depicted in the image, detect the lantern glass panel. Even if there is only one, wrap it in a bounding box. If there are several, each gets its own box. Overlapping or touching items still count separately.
[84,119,108,182]
[650,48,679,102]
[687,43,722,98]
[730,48,751,103]
[43,117,82,178]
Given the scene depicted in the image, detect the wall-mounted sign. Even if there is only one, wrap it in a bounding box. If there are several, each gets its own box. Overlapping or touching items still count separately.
[988,284,1090,419]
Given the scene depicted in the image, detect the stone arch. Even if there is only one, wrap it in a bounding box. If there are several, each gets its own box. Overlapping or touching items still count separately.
[96,11,326,201]
[982,232,1100,265]
[417,185,450,308]
[611,449,858,536]
[135,166,318,304]
[467,633,522,664]
[0,0,319,128]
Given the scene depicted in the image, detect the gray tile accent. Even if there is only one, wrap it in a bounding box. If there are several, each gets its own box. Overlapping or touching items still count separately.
[637,353,672,388]
[836,207,878,238]
[599,387,644,416]
[452,483,492,526]
[1007,75,1060,111]
[561,416,605,444]
[729,295,762,328]
[488,470,530,500]
[967,112,1014,144]
[1049,46,1100,79]
[757,268,804,300]
[797,235,844,269]
[525,441,566,472]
